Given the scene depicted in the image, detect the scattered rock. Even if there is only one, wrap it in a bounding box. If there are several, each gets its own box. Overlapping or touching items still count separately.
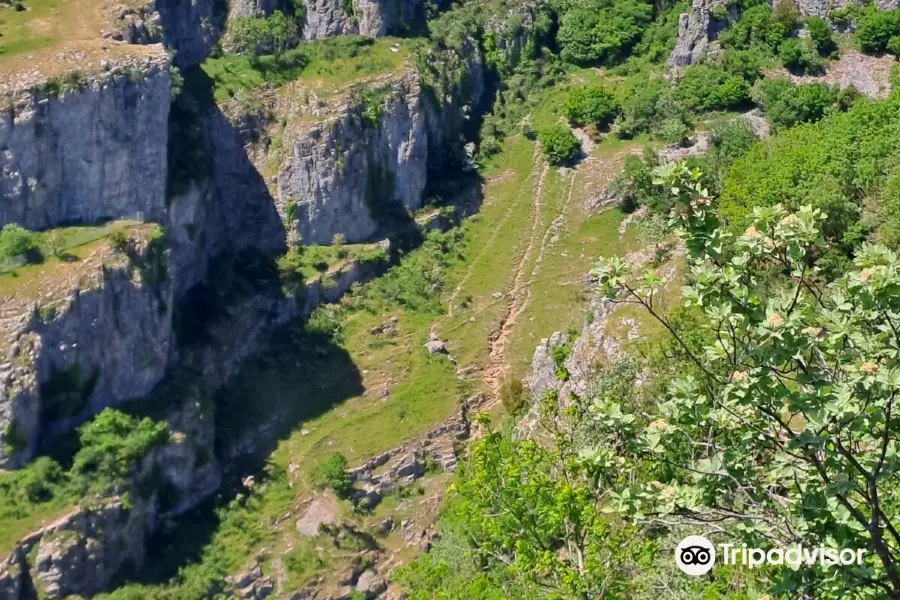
[424,339,448,355]
[297,498,339,537]
[379,517,394,534]
[356,570,388,598]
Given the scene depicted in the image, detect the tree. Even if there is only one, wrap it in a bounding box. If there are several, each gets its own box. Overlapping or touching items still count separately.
[675,65,750,113]
[564,85,618,129]
[592,162,900,597]
[635,212,670,264]
[316,452,353,498]
[557,0,652,65]
[73,409,168,485]
[807,16,837,57]
[856,8,900,54]
[538,125,581,165]
[0,224,41,264]
[779,36,825,75]
[751,78,836,129]
[227,10,299,55]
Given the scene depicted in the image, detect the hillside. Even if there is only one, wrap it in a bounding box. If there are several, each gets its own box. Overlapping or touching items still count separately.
[1,0,900,598]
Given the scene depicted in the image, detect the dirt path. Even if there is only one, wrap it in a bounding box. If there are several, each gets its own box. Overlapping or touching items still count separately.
[482,146,549,396]
[446,165,529,317]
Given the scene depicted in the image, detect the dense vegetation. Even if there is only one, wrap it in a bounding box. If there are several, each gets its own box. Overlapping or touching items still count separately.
[9,0,900,597]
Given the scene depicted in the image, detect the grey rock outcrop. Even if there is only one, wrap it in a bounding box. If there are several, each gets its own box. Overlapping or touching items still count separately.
[0,396,219,598]
[668,0,733,68]
[301,0,424,40]
[669,0,900,68]
[156,0,228,67]
[0,235,174,467]
[13,500,154,598]
[0,60,170,231]
[230,0,291,18]
[278,73,428,244]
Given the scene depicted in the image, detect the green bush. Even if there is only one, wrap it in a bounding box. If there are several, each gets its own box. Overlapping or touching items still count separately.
[751,78,836,129]
[856,7,900,54]
[806,16,836,56]
[315,453,353,498]
[72,408,169,485]
[499,377,527,415]
[557,0,652,65]
[227,10,299,55]
[720,96,900,248]
[778,37,825,74]
[0,224,42,264]
[564,85,618,128]
[721,48,765,83]
[675,65,750,112]
[719,4,795,52]
[538,125,581,165]
[612,78,686,139]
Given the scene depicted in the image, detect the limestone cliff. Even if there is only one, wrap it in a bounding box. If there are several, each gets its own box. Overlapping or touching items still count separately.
[0,227,173,468]
[667,0,900,68]
[0,59,171,231]
[277,72,428,244]
[0,391,219,599]
[302,0,424,39]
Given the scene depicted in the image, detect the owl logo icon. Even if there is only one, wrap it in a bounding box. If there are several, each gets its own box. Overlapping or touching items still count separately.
[675,535,716,576]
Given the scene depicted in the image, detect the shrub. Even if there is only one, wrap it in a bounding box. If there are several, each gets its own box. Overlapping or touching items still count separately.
[675,65,750,112]
[751,78,836,129]
[557,0,652,65]
[227,10,299,55]
[721,48,765,83]
[0,224,42,264]
[836,85,863,111]
[856,7,900,54]
[109,230,130,254]
[538,125,581,165]
[806,16,836,56]
[719,96,900,247]
[778,37,825,74]
[719,4,795,52]
[316,453,353,498]
[564,85,618,128]
[72,409,168,485]
[44,230,67,259]
[657,117,691,145]
[499,377,527,415]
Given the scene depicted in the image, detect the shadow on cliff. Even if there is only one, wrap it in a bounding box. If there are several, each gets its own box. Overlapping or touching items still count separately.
[125,317,363,585]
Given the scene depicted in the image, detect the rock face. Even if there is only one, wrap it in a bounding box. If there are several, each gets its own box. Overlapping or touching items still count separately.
[301,0,424,40]
[0,61,171,231]
[278,73,428,244]
[667,0,900,68]
[229,0,291,18]
[0,395,219,599]
[7,500,154,599]
[668,0,732,68]
[0,234,174,468]
[155,0,228,67]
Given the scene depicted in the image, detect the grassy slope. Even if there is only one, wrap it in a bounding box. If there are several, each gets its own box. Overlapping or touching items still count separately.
[0,0,159,83]
[100,124,651,594]
[202,37,413,104]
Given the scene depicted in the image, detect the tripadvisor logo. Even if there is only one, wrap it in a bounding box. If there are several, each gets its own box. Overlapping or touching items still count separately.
[674,535,868,576]
[675,535,716,576]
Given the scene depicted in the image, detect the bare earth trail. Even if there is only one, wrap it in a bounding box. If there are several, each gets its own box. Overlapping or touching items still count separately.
[483,145,550,396]
[219,138,645,598]
[446,163,529,317]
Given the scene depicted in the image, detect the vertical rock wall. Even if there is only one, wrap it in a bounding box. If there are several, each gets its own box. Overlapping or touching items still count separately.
[0,237,174,468]
[0,60,171,231]
[301,0,424,39]
[277,73,428,244]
